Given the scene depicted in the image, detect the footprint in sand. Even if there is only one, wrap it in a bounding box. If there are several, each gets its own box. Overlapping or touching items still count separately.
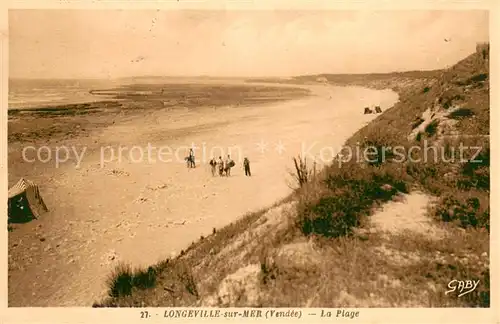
[108,169,130,177]
[146,184,167,191]
[135,197,148,203]
[166,220,187,226]
[100,250,119,266]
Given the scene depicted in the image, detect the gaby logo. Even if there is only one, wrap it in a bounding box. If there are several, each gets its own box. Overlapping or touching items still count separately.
[445,280,480,297]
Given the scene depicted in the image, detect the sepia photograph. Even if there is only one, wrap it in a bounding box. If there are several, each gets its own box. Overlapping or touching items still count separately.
[7,8,491,310]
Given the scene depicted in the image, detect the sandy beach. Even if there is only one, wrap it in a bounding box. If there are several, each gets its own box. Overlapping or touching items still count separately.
[5,9,491,314]
[8,81,397,306]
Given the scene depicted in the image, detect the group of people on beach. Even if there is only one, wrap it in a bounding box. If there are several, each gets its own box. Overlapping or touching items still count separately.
[186,148,251,177]
[209,155,251,177]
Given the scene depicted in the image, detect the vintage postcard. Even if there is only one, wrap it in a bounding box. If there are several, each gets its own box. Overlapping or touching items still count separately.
[1,0,498,323]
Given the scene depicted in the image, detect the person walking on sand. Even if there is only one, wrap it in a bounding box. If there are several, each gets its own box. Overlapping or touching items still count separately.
[243,157,251,176]
[209,157,217,176]
[225,154,233,176]
[188,148,195,168]
[217,156,224,177]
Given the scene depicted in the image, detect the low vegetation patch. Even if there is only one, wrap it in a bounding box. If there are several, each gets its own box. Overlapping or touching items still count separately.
[458,148,490,191]
[433,194,489,230]
[412,116,425,129]
[424,120,439,137]
[439,89,465,109]
[297,161,409,238]
[447,107,475,119]
[97,45,489,307]
[454,73,488,86]
[469,73,488,83]
[105,263,158,298]
[106,263,134,298]
[289,155,316,188]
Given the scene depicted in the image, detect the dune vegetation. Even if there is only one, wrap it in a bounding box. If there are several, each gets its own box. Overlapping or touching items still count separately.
[94,44,489,308]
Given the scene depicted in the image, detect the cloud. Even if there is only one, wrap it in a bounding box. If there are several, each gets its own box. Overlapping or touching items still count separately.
[9,10,488,78]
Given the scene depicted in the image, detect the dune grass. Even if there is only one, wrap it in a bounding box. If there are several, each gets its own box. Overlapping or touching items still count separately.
[296,158,409,238]
[103,263,157,299]
[95,45,489,308]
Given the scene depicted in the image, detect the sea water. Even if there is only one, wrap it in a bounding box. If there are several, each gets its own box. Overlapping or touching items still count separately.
[8,78,120,110]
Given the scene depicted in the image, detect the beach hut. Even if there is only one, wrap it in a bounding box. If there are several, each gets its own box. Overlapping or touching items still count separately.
[8,178,48,223]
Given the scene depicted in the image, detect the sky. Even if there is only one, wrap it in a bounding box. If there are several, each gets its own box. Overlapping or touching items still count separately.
[9,10,489,79]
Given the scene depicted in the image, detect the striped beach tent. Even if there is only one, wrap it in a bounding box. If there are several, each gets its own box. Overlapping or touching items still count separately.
[8,178,48,222]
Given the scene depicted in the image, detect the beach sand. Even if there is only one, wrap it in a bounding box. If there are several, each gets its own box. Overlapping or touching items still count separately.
[8,81,398,306]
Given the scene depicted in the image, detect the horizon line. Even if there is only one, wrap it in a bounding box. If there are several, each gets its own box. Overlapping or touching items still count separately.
[8,68,446,81]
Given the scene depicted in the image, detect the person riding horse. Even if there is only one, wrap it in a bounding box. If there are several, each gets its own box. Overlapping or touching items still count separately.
[185,148,195,168]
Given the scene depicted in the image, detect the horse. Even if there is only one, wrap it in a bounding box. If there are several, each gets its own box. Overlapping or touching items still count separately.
[223,164,232,176]
[218,162,224,176]
[224,160,235,176]
[185,155,195,168]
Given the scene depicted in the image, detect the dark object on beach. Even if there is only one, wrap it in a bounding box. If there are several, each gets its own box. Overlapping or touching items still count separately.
[185,155,195,168]
[184,148,196,168]
[8,178,48,223]
[243,157,251,176]
[364,107,373,114]
[218,157,224,176]
[224,161,235,176]
[209,158,217,176]
[375,106,382,113]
